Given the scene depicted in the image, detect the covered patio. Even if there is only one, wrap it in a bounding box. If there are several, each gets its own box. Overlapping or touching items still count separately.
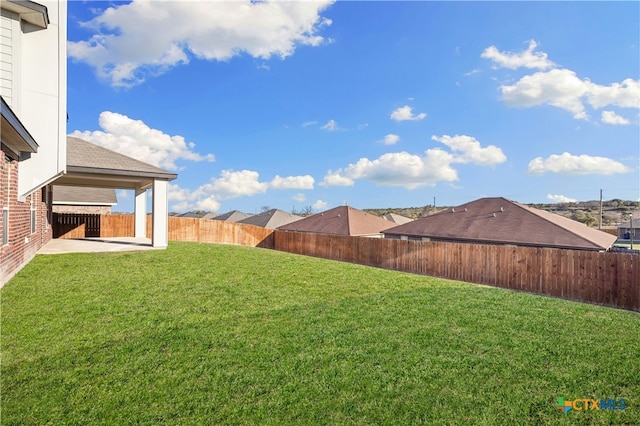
[38,237,160,254]
[53,137,177,248]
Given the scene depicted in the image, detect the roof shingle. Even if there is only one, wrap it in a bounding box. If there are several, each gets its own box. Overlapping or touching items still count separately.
[383,197,616,251]
[278,206,396,236]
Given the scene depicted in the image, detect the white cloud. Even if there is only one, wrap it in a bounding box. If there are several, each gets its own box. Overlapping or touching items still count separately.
[528,152,632,175]
[484,40,640,120]
[116,189,129,200]
[587,79,640,109]
[69,111,215,171]
[322,150,458,189]
[431,134,506,165]
[270,175,315,190]
[292,193,306,203]
[601,110,630,125]
[321,119,340,131]
[194,170,269,200]
[382,134,400,145]
[69,0,335,87]
[481,39,555,70]
[302,120,318,127]
[547,194,577,203]
[499,69,590,119]
[169,170,316,212]
[322,134,507,189]
[501,72,640,120]
[312,199,328,210]
[390,105,427,121]
[321,171,355,187]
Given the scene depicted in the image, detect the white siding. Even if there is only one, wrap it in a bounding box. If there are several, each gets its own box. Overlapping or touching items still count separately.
[16,0,67,198]
[0,11,15,107]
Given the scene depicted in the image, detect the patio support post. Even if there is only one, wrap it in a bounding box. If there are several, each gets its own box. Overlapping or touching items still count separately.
[152,179,169,248]
[134,188,147,239]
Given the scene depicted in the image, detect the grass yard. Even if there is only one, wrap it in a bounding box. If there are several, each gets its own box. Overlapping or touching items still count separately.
[1,242,639,425]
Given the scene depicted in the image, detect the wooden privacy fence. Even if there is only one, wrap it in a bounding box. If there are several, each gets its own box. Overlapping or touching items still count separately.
[272,231,640,312]
[51,214,639,311]
[166,217,273,248]
[53,213,134,238]
[53,213,273,248]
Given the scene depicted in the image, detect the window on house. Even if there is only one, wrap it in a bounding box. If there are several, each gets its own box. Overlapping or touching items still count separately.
[2,208,7,246]
[3,155,9,245]
[30,194,36,234]
[43,186,51,229]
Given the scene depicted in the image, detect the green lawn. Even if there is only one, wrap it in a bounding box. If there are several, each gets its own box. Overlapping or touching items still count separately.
[2,242,638,425]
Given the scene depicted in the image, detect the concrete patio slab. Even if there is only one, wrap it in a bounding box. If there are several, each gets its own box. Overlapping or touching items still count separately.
[38,237,160,254]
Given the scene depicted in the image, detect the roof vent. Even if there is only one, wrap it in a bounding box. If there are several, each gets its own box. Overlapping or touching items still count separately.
[493,213,496,218]
[464,208,468,212]
[500,207,504,212]
[337,214,341,217]
[452,208,455,213]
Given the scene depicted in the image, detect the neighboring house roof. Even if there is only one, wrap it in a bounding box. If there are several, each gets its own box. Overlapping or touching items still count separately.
[278,205,397,236]
[55,137,177,189]
[180,212,204,218]
[239,209,302,230]
[52,186,117,205]
[212,210,253,222]
[383,197,617,251]
[179,212,217,219]
[618,221,639,229]
[383,212,414,225]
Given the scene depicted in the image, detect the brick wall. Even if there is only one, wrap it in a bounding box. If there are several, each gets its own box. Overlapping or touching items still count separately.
[1,150,53,286]
[53,205,112,214]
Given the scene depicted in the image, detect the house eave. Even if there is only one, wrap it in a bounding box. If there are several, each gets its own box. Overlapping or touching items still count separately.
[66,165,177,181]
[2,0,49,28]
[1,96,38,154]
[382,232,610,252]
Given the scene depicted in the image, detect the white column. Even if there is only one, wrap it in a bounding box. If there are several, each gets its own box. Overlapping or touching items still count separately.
[152,179,169,248]
[134,188,147,239]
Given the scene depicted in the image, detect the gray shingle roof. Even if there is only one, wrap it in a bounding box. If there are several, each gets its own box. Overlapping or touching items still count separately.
[212,210,253,222]
[382,213,414,225]
[278,205,397,236]
[238,209,302,229]
[66,137,177,180]
[383,197,617,251]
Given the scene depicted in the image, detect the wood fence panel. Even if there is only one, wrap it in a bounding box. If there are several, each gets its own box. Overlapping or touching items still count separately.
[100,214,134,237]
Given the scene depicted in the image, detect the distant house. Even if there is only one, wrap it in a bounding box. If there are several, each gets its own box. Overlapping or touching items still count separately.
[238,209,302,230]
[179,211,218,219]
[180,211,204,219]
[52,186,117,214]
[617,216,639,241]
[278,205,397,237]
[383,197,617,251]
[382,212,413,225]
[212,210,253,222]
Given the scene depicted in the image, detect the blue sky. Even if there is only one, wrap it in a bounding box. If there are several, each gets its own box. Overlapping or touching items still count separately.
[66,0,640,214]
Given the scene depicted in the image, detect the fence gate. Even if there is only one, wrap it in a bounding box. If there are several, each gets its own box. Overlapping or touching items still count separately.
[53,213,101,238]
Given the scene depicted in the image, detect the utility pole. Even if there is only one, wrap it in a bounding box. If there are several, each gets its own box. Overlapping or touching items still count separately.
[631,214,634,251]
[598,189,603,230]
